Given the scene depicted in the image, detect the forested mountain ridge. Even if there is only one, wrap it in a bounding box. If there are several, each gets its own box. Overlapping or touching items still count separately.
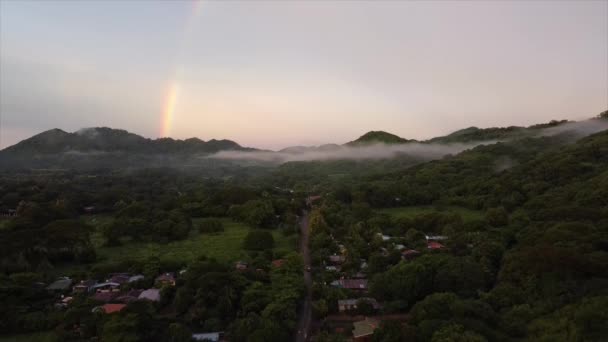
[0,127,249,155]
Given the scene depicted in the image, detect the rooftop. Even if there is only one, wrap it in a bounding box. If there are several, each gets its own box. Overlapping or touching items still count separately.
[100,303,126,314]
[47,278,72,291]
[353,318,380,338]
[138,288,161,302]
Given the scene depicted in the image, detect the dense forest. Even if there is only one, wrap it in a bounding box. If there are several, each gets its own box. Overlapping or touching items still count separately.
[0,112,607,341]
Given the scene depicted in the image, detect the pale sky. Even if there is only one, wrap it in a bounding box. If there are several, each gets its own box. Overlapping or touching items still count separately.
[1,0,607,150]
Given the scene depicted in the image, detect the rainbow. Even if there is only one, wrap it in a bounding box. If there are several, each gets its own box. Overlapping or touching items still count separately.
[159,0,204,138]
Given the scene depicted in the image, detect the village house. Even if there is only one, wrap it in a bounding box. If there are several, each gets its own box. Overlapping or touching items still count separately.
[1,209,17,217]
[352,317,380,341]
[155,272,176,286]
[47,277,72,292]
[92,291,119,303]
[353,271,367,279]
[428,241,445,250]
[91,282,121,293]
[235,261,248,271]
[115,289,143,303]
[426,234,448,241]
[128,274,145,283]
[192,332,223,342]
[328,255,346,265]
[325,265,341,272]
[402,249,421,260]
[107,273,131,284]
[55,296,73,309]
[93,303,126,314]
[271,259,285,268]
[138,288,161,302]
[83,206,96,214]
[330,279,368,292]
[72,280,98,293]
[338,298,381,313]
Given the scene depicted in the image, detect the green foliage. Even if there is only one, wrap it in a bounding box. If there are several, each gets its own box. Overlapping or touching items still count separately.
[198,218,225,234]
[230,200,276,228]
[243,230,275,251]
[431,323,487,342]
[484,207,508,227]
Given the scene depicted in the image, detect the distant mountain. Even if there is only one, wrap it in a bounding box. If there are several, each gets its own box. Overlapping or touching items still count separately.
[428,119,575,143]
[0,127,254,170]
[279,144,341,154]
[1,127,248,155]
[347,131,412,145]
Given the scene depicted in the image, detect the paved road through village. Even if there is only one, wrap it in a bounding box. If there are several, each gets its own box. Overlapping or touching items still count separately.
[295,212,312,342]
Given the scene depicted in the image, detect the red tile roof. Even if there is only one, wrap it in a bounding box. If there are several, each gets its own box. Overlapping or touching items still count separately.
[271,259,286,268]
[428,241,445,250]
[102,304,126,314]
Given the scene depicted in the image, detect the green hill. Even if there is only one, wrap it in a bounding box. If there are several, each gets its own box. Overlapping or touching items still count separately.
[348,131,412,145]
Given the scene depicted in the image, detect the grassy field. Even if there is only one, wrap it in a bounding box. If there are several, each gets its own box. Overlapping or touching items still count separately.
[0,218,10,231]
[0,331,58,342]
[378,205,483,222]
[87,217,296,268]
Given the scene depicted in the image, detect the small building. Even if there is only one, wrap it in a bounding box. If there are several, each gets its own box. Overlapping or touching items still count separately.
[155,273,176,287]
[394,244,406,251]
[330,279,368,292]
[91,282,121,292]
[107,273,131,284]
[2,209,17,217]
[271,259,286,268]
[47,277,72,292]
[353,272,367,279]
[128,274,145,283]
[92,291,119,303]
[192,332,222,342]
[353,318,380,341]
[325,265,340,272]
[338,298,381,313]
[328,255,346,265]
[115,290,143,303]
[425,235,448,241]
[93,303,126,314]
[138,288,161,302]
[55,296,74,309]
[235,261,248,271]
[73,280,98,293]
[428,241,445,250]
[402,249,421,260]
[83,206,96,214]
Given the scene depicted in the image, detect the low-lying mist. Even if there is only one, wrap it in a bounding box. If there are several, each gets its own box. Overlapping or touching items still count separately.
[539,118,608,137]
[207,141,492,164]
[208,118,608,164]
